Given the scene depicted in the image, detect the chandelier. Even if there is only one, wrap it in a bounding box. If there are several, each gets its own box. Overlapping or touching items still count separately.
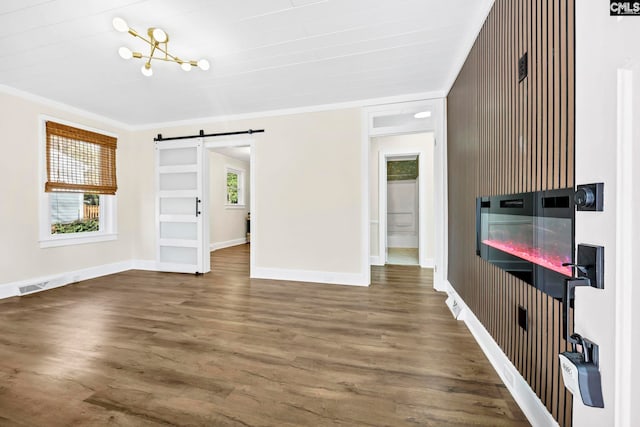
[112,17,210,77]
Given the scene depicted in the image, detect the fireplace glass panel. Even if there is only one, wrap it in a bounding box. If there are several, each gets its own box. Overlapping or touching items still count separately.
[476,188,574,299]
[480,213,572,277]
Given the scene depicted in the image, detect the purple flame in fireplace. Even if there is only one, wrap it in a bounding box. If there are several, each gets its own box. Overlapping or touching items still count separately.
[483,239,572,276]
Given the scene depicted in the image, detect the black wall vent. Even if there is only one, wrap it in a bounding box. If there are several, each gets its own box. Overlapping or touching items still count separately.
[518,52,528,82]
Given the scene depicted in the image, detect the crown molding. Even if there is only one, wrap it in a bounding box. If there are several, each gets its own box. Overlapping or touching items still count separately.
[129,90,447,131]
[0,84,133,131]
[0,83,446,132]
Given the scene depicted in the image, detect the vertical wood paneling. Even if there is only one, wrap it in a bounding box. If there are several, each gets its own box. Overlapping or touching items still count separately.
[446,1,575,425]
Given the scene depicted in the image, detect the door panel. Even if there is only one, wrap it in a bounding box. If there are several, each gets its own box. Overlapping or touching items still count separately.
[387,180,418,248]
[155,140,208,274]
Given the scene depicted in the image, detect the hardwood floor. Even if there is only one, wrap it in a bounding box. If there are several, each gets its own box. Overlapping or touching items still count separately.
[0,245,528,426]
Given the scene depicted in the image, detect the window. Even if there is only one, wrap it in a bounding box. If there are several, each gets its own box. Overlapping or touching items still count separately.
[225,167,244,207]
[39,118,118,247]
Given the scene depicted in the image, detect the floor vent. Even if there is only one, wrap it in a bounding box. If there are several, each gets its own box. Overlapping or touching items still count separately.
[18,282,48,295]
[445,295,462,319]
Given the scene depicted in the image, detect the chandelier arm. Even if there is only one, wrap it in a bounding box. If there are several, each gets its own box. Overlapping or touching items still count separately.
[116,21,207,72]
[152,43,188,64]
[128,29,154,47]
[135,55,191,64]
[147,43,158,66]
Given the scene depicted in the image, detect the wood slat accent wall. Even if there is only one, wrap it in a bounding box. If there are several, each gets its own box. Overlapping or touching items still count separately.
[446,1,575,426]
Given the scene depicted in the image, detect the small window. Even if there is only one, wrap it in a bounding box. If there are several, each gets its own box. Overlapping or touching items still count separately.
[39,118,118,247]
[225,167,244,207]
[50,193,100,234]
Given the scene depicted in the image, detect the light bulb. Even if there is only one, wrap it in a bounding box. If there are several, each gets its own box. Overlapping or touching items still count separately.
[197,59,210,71]
[414,111,431,119]
[152,28,168,43]
[181,62,192,71]
[112,17,129,32]
[118,46,133,60]
[141,64,153,77]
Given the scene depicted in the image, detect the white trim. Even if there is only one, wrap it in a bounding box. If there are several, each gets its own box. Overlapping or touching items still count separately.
[39,114,119,138]
[361,107,371,285]
[0,80,445,131]
[0,261,133,300]
[432,99,447,292]
[1,85,131,130]
[134,91,446,130]
[210,238,247,252]
[131,260,159,271]
[1,81,445,132]
[40,233,118,248]
[369,256,383,266]
[442,281,558,427]
[252,267,368,287]
[614,67,633,427]
[421,258,434,269]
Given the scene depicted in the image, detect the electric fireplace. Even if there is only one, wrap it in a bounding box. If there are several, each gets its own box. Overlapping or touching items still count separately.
[476,188,574,299]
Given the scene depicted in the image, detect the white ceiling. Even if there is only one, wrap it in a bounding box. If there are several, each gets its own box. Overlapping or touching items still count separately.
[0,0,492,126]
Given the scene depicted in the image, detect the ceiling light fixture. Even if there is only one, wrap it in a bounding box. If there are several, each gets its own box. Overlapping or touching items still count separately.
[414,111,431,119]
[112,17,210,77]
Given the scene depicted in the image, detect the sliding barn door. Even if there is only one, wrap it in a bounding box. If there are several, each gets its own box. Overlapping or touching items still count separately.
[155,139,209,274]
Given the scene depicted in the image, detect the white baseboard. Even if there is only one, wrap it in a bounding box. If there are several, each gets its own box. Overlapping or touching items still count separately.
[132,260,159,271]
[0,260,133,300]
[387,236,419,248]
[442,280,558,427]
[252,267,369,287]
[420,258,435,269]
[370,255,384,266]
[370,256,433,269]
[210,237,247,252]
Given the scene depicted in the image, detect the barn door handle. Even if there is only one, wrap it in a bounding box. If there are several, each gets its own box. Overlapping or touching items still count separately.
[195,198,201,217]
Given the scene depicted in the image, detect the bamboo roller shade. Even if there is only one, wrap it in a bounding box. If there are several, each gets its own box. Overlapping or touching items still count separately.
[45,121,117,195]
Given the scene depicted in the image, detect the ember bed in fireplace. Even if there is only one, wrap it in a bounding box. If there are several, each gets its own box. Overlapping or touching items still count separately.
[476,188,574,299]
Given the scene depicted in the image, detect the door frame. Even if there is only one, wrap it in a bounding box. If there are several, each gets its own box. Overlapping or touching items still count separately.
[379,150,428,267]
[203,137,256,277]
[362,98,446,290]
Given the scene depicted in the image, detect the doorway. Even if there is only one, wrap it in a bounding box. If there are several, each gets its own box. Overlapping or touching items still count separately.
[386,155,419,265]
[207,146,251,254]
[372,133,435,268]
[363,99,446,288]
[204,137,256,277]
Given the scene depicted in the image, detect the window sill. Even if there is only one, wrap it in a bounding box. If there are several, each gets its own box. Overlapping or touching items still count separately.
[225,204,246,210]
[39,233,118,248]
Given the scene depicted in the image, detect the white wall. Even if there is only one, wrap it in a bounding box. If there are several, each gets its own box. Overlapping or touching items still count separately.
[574,2,640,425]
[370,133,435,263]
[133,108,365,284]
[208,151,250,249]
[0,91,137,289]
